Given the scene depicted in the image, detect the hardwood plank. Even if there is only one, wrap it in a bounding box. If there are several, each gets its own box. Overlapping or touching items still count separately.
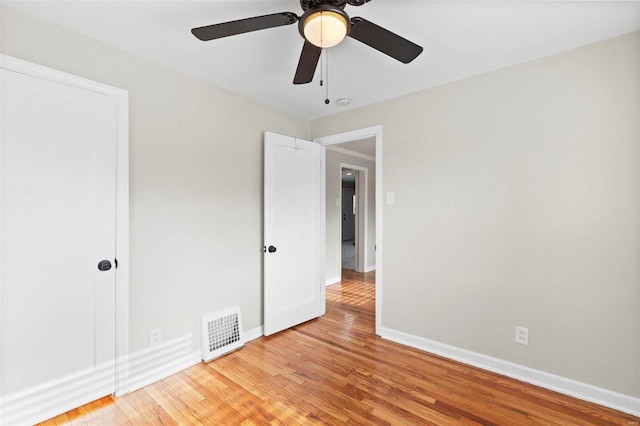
[209,354,346,424]
[125,389,176,425]
[37,270,639,425]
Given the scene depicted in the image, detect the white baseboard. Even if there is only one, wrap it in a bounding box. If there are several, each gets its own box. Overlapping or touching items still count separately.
[326,276,341,286]
[244,326,264,342]
[0,362,114,426]
[380,327,640,417]
[123,327,265,391]
[0,327,267,425]
[0,361,117,426]
[364,265,376,272]
[120,333,200,395]
[123,327,264,395]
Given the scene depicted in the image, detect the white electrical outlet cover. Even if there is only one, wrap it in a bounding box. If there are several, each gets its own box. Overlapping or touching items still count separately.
[150,328,162,347]
[515,326,529,345]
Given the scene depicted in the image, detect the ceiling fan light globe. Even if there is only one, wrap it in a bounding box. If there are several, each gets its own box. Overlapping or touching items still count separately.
[303,10,349,48]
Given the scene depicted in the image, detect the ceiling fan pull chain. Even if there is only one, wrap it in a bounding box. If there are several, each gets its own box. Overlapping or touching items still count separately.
[320,46,324,87]
[324,48,330,105]
[319,13,324,88]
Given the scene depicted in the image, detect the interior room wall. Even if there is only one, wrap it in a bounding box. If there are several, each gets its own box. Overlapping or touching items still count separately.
[325,150,376,283]
[1,5,311,367]
[3,2,639,407]
[312,31,640,398]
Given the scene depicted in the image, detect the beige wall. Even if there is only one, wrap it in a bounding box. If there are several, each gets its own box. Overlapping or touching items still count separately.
[1,6,310,355]
[312,32,640,397]
[3,3,639,401]
[325,149,376,282]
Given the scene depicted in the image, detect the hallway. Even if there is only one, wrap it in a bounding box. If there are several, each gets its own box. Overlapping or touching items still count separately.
[341,239,356,270]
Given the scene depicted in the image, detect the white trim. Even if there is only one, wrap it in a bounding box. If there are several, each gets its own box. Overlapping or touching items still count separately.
[114,75,130,399]
[0,54,130,396]
[0,361,118,426]
[120,334,200,395]
[380,327,640,418]
[243,326,264,342]
[0,56,4,426]
[1,55,126,98]
[364,266,376,273]
[320,146,327,316]
[326,276,341,286]
[120,326,265,396]
[315,125,383,335]
[340,163,369,274]
[327,145,376,162]
[315,126,382,147]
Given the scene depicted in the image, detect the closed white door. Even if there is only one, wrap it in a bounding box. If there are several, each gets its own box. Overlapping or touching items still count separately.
[263,132,324,336]
[1,67,117,423]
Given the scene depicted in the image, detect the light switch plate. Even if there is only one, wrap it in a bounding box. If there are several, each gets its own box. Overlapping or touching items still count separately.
[386,191,395,204]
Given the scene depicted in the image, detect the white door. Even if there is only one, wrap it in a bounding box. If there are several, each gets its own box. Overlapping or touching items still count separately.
[1,67,117,424]
[263,132,324,336]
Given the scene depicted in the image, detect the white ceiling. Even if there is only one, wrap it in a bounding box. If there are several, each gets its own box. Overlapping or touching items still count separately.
[5,1,640,120]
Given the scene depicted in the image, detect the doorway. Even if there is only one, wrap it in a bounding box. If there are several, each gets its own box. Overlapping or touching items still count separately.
[315,126,382,334]
[341,168,357,270]
[340,165,368,273]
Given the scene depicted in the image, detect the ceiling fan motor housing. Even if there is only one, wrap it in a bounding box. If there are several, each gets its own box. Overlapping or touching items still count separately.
[300,0,370,11]
[300,0,345,12]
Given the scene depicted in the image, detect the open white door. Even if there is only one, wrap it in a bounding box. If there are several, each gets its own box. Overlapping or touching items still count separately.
[264,132,324,336]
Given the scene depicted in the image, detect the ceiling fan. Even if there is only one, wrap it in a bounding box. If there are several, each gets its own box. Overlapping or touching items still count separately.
[191,0,423,85]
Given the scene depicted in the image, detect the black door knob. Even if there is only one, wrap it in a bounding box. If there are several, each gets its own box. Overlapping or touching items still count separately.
[268,246,277,253]
[97,260,112,271]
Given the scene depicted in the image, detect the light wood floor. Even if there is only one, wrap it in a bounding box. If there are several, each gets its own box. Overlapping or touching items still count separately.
[41,270,639,425]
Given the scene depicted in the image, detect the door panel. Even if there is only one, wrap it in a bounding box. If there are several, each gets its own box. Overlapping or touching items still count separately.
[1,69,117,404]
[264,132,323,336]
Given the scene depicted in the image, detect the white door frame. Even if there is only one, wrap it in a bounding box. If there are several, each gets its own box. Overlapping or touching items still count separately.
[314,125,383,335]
[0,54,130,395]
[340,163,368,273]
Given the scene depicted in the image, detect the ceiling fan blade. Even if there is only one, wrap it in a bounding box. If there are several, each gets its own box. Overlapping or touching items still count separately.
[192,12,298,41]
[349,17,423,64]
[293,41,322,85]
